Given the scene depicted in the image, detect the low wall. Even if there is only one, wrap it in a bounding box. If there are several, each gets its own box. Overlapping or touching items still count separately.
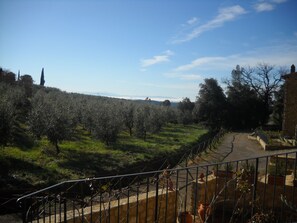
[35,189,177,223]
[250,135,296,151]
[270,155,296,170]
[191,175,297,218]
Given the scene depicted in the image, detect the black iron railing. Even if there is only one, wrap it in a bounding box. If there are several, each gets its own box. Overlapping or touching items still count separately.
[17,150,297,223]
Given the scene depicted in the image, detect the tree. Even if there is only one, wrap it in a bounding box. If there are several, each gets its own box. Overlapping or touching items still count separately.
[225,66,264,129]
[241,63,284,124]
[0,97,17,146]
[271,84,284,129]
[0,70,16,84]
[29,90,76,153]
[28,90,48,139]
[134,106,150,140]
[194,78,226,129]
[122,102,135,136]
[162,99,171,107]
[40,68,45,86]
[178,97,194,113]
[19,74,33,97]
[91,103,122,145]
[148,106,165,133]
[0,83,26,146]
[177,97,195,124]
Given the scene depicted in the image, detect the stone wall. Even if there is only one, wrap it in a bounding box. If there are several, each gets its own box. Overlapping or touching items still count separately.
[282,71,297,138]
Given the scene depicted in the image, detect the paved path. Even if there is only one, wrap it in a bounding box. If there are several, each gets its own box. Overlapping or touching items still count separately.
[190,132,297,166]
[177,132,297,212]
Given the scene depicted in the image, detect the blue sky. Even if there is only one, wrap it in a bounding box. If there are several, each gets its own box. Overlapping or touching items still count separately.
[1,0,297,102]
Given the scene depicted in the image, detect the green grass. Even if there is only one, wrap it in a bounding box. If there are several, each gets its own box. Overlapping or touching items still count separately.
[0,124,207,189]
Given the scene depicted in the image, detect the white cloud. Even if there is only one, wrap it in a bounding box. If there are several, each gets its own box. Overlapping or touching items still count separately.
[254,0,287,12]
[272,0,287,4]
[140,50,174,67]
[172,41,297,74]
[165,72,203,81]
[172,5,247,43]
[254,2,275,12]
[174,57,226,71]
[180,74,203,80]
[115,95,182,102]
[187,17,198,25]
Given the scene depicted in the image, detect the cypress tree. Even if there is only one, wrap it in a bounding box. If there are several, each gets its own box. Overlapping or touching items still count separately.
[40,68,45,86]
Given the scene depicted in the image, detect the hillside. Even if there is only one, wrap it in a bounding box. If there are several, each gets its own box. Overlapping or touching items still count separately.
[1,124,208,190]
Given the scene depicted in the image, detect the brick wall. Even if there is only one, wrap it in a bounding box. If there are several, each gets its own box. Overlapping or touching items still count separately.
[282,72,297,138]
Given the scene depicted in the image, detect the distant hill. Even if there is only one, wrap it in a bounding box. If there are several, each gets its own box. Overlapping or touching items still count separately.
[133,99,178,107]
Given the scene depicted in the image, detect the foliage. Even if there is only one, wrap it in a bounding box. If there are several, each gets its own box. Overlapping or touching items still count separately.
[177,97,195,125]
[0,67,183,149]
[121,102,135,136]
[134,105,150,140]
[161,99,171,107]
[225,66,264,129]
[90,102,122,145]
[194,78,226,130]
[28,90,77,153]
[40,68,45,86]
[271,83,284,129]
[19,74,33,97]
[241,63,285,125]
[0,124,207,189]
[268,162,286,176]
[0,83,27,146]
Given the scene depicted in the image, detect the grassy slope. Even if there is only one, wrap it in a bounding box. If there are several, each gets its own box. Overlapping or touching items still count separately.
[0,124,207,189]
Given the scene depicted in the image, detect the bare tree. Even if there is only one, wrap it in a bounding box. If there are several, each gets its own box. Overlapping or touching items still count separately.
[241,63,285,124]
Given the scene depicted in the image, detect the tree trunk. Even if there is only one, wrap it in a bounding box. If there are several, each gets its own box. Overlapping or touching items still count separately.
[55,141,60,154]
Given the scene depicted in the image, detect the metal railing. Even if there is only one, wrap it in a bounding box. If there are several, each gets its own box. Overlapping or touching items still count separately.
[17,150,297,223]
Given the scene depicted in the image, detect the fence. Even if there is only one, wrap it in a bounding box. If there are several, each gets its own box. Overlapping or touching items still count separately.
[17,150,297,223]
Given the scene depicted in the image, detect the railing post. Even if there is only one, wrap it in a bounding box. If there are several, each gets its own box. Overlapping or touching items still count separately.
[64,198,67,223]
[154,174,159,223]
[252,158,259,217]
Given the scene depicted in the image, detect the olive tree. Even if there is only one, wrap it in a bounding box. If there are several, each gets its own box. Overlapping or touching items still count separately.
[91,102,123,145]
[28,90,76,153]
[121,102,135,136]
[178,97,195,125]
[134,105,150,140]
[0,83,26,146]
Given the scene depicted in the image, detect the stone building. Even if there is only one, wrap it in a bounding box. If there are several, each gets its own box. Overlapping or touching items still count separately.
[282,64,297,138]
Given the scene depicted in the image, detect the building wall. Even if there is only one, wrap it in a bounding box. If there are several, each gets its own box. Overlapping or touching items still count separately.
[282,72,297,138]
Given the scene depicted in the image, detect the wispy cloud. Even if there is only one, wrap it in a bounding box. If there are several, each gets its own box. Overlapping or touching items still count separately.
[180,74,203,80]
[172,41,297,74]
[254,2,275,12]
[272,0,287,3]
[174,57,226,71]
[165,72,203,81]
[254,0,287,12]
[140,50,174,68]
[172,5,247,43]
[187,17,198,25]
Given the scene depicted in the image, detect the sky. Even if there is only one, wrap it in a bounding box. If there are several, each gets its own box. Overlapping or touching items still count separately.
[1,0,297,102]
